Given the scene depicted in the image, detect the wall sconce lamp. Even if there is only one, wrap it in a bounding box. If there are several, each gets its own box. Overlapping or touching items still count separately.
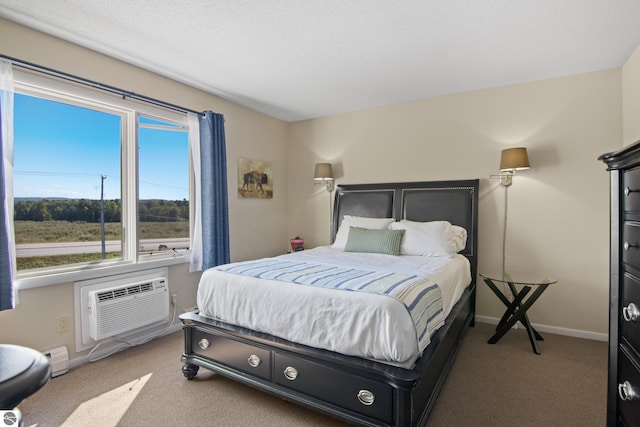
[313,163,335,192]
[498,147,530,186]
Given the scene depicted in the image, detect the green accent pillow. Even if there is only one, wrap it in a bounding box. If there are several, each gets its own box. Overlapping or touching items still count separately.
[343,227,405,255]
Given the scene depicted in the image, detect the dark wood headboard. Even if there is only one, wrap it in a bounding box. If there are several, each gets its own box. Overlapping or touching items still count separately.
[332,179,479,280]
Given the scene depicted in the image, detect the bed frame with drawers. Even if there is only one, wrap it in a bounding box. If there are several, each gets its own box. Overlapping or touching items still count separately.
[180,179,479,427]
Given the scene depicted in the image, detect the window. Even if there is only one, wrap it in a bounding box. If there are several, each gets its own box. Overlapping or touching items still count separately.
[13,75,191,277]
[14,94,123,269]
[137,116,190,256]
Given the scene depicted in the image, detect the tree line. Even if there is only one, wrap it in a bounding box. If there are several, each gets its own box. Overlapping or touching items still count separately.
[14,199,189,223]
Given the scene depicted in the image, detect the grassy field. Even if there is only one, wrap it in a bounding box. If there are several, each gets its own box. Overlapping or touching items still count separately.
[15,220,189,270]
[17,252,121,270]
[14,220,189,243]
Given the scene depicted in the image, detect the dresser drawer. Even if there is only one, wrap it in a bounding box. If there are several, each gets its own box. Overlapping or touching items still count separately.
[624,167,640,213]
[192,329,271,380]
[622,273,640,355]
[274,353,393,424]
[623,223,640,269]
[618,346,640,427]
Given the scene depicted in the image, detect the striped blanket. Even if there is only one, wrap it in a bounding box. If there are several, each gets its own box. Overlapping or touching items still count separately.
[215,258,444,349]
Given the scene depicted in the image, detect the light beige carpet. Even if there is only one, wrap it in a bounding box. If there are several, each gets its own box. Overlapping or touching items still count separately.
[19,322,607,426]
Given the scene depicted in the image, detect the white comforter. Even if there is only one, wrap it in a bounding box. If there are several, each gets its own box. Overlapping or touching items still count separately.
[196,246,470,367]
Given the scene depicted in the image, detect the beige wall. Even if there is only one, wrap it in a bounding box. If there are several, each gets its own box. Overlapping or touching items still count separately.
[623,44,640,144]
[0,19,289,360]
[289,70,622,336]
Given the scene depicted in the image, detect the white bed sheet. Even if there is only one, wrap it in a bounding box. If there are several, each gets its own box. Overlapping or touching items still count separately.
[196,246,471,367]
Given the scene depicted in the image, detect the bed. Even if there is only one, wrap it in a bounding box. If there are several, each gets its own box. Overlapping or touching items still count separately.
[180,179,479,426]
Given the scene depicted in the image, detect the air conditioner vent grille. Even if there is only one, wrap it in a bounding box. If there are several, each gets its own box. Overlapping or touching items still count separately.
[87,276,169,340]
[96,281,156,302]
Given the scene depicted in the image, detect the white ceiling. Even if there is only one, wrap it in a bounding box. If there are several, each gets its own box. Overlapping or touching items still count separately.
[2,1,640,122]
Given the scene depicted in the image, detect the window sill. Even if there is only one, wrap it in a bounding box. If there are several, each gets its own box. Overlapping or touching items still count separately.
[16,254,190,290]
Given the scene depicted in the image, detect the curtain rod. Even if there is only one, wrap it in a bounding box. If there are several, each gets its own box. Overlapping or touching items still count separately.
[0,54,203,116]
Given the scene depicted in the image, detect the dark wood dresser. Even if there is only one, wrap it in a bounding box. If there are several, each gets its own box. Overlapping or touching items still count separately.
[600,141,640,427]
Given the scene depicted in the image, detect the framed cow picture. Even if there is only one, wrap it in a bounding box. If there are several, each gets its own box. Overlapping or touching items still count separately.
[238,158,273,199]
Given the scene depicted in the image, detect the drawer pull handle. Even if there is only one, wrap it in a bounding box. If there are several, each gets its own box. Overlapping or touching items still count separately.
[357,389,375,406]
[198,338,210,350]
[247,354,261,368]
[283,366,298,381]
[618,381,637,401]
[623,241,639,251]
[625,186,640,196]
[623,303,640,322]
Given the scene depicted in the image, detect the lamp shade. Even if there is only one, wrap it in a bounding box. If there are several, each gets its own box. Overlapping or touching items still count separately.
[313,163,333,180]
[500,147,530,171]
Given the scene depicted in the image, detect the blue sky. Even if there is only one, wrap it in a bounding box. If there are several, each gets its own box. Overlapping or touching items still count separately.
[14,93,189,200]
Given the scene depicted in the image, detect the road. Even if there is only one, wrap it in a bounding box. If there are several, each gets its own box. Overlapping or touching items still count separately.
[16,238,190,257]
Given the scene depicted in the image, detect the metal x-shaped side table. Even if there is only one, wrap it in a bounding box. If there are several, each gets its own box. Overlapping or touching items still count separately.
[480,273,556,354]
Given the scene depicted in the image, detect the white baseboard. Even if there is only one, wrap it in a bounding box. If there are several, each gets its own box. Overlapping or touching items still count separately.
[474,315,608,342]
[67,323,183,370]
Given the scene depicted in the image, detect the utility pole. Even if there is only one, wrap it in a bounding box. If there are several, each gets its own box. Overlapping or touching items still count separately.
[100,175,106,259]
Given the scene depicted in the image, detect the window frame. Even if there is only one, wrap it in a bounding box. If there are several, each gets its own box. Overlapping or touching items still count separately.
[13,70,192,290]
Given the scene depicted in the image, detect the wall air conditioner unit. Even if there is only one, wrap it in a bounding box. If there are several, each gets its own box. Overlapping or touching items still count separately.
[87,277,169,341]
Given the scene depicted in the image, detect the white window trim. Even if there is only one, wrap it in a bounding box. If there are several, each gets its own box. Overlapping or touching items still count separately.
[16,254,189,290]
[12,70,192,290]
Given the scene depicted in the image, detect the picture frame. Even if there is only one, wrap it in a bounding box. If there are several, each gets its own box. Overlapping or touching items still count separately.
[238,158,273,199]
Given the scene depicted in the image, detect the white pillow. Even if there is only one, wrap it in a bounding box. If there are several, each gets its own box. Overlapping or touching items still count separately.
[450,225,468,253]
[389,220,467,256]
[332,216,395,249]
